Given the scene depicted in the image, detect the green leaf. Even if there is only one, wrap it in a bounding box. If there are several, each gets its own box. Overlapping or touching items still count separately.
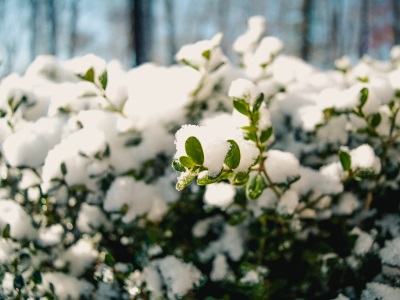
[172,159,186,172]
[185,136,204,165]
[2,224,10,238]
[260,127,273,143]
[181,59,200,71]
[202,49,211,60]
[60,162,67,176]
[339,150,352,172]
[176,169,199,191]
[252,93,264,112]
[369,113,381,127]
[82,67,95,83]
[245,131,257,142]
[228,210,248,225]
[232,172,250,186]
[99,71,108,90]
[105,253,116,267]
[246,174,266,200]
[120,203,129,215]
[13,274,25,290]
[359,87,369,108]
[225,140,241,169]
[233,99,250,116]
[32,270,42,285]
[197,170,232,185]
[179,156,196,169]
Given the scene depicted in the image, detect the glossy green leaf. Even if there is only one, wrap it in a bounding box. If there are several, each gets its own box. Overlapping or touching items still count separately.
[359,87,369,108]
[339,150,352,172]
[246,174,266,200]
[185,136,204,165]
[260,127,273,143]
[233,99,250,116]
[2,224,10,238]
[179,156,195,169]
[197,170,232,185]
[105,253,116,267]
[232,172,250,186]
[369,113,381,127]
[99,71,108,90]
[60,162,67,176]
[252,93,264,112]
[82,67,95,83]
[172,159,186,172]
[225,140,241,169]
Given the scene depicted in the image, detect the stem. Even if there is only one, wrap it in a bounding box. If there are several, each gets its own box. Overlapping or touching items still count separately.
[257,217,267,265]
[364,191,373,211]
[262,169,281,198]
[295,194,326,214]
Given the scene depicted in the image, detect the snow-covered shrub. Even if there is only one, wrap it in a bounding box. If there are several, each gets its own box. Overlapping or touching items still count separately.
[1,16,400,300]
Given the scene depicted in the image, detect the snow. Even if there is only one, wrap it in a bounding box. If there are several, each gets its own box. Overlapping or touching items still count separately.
[277,190,299,215]
[264,149,300,183]
[77,203,111,233]
[0,199,36,240]
[0,239,14,264]
[361,282,400,300]
[333,193,360,216]
[228,78,260,104]
[61,239,99,276]
[379,237,400,267]
[210,254,228,282]
[351,228,374,256]
[204,182,236,208]
[349,144,381,173]
[37,224,64,247]
[103,176,167,223]
[40,272,94,300]
[240,270,260,284]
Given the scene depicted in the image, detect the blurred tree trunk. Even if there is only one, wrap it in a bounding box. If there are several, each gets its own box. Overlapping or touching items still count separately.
[30,0,38,60]
[165,0,176,64]
[46,0,57,55]
[393,0,400,44]
[130,0,153,66]
[69,0,78,57]
[359,0,369,57]
[301,0,313,61]
[330,0,339,60]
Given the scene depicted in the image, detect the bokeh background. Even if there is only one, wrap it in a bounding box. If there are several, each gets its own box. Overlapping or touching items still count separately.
[0,0,399,77]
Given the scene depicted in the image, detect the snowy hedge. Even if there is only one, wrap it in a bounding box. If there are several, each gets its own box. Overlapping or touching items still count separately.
[1,16,400,299]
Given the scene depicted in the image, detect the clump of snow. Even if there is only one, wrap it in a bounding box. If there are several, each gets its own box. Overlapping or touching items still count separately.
[0,199,36,240]
[351,228,374,256]
[40,272,94,300]
[37,224,64,247]
[228,78,260,104]
[210,254,228,282]
[204,182,236,208]
[264,150,300,183]
[361,282,400,300]
[0,239,15,264]
[174,124,231,176]
[239,270,260,284]
[61,239,99,276]
[379,237,400,267]
[277,190,299,215]
[77,203,111,233]
[199,224,244,262]
[145,256,202,300]
[349,144,381,173]
[333,193,360,215]
[104,176,167,223]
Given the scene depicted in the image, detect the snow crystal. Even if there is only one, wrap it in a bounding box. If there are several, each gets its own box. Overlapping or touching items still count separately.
[0,199,36,240]
[145,256,202,300]
[264,149,300,183]
[361,282,400,300]
[204,182,236,208]
[199,224,244,262]
[41,272,94,300]
[277,190,299,215]
[210,254,228,282]
[104,176,167,223]
[61,239,99,276]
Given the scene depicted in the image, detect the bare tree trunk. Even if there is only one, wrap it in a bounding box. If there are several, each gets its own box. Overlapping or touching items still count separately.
[359,0,369,57]
[46,0,57,55]
[30,0,38,61]
[165,0,176,64]
[69,0,78,57]
[393,0,400,44]
[301,0,313,61]
[131,0,153,66]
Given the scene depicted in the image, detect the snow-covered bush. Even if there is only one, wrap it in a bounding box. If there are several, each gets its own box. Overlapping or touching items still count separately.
[1,16,400,299]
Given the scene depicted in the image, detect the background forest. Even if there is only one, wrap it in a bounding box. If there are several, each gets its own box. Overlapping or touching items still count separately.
[0,0,399,77]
